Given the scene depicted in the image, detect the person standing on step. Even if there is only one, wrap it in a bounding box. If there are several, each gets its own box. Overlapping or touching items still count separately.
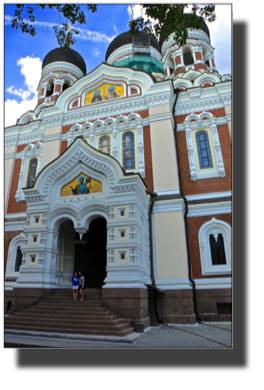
[78,271,85,301]
[70,272,79,301]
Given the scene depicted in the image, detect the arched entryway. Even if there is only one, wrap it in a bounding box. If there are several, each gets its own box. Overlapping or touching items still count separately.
[74,217,107,288]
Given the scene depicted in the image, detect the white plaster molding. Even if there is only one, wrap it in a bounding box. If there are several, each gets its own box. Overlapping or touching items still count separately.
[5,130,45,148]
[41,61,84,79]
[183,112,226,181]
[153,198,185,214]
[188,201,231,217]
[198,217,232,276]
[155,278,193,290]
[5,232,25,279]
[4,221,26,232]
[5,213,27,219]
[194,277,232,289]
[175,91,231,116]
[15,142,43,203]
[186,191,232,202]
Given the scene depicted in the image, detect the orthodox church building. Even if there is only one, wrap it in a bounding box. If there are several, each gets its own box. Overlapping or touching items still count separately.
[4,22,232,328]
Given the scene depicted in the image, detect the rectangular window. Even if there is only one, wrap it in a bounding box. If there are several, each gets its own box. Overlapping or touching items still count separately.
[196,131,213,169]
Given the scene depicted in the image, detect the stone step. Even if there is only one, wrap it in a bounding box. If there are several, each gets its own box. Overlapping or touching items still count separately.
[7,313,120,322]
[5,317,127,327]
[37,301,103,307]
[22,307,113,315]
[29,305,111,313]
[4,288,134,337]
[5,324,134,336]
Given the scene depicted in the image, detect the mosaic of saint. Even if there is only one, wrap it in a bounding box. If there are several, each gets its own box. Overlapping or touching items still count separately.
[60,174,102,197]
[85,83,124,105]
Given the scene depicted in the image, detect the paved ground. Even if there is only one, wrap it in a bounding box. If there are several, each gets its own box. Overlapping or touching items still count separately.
[4,322,232,348]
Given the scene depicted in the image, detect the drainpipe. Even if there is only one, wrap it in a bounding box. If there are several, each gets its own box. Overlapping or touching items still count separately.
[148,191,163,324]
[172,86,201,323]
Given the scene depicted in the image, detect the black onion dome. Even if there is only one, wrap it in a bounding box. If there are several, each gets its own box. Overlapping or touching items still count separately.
[159,14,210,48]
[105,31,161,61]
[42,47,86,75]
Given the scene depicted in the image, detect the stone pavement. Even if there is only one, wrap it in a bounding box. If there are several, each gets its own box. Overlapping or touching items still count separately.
[5,322,232,348]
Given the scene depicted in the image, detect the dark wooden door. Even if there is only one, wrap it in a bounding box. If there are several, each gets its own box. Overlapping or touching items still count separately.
[74,218,107,288]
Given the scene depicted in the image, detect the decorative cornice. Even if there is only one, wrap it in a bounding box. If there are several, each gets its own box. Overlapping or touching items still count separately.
[41,61,84,79]
[175,93,231,116]
[5,130,45,147]
[41,93,170,128]
[194,277,232,289]
[187,201,231,217]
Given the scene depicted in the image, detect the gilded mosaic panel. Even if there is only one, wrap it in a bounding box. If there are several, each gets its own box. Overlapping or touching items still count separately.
[61,174,102,197]
[85,83,124,105]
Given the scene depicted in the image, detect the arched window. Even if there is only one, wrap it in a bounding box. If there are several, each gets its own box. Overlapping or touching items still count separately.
[14,246,22,272]
[198,218,231,276]
[183,49,194,66]
[62,84,69,92]
[210,234,226,265]
[27,158,38,187]
[99,136,110,154]
[196,131,213,169]
[122,132,135,169]
[46,82,54,97]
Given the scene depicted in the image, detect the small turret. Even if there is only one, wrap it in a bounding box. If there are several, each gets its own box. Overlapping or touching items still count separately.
[38,47,86,105]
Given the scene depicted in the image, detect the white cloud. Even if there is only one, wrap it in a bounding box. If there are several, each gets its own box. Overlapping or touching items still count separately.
[113,24,118,35]
[5,15,115,43]
[5,56,42,127]
[91,48,101,57]
[76,29,115,43]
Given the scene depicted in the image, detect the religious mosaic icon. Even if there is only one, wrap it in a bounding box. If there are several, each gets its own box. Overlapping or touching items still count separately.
[85,83,124,105]
[60,174,102,197]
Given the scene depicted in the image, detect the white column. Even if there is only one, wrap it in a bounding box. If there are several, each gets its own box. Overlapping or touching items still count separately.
[112,123,118,160]
[15,153,27,202]
[137,123,145,176]
[184,122,197,181]
[53,79,64,95]
[209,118,225,178]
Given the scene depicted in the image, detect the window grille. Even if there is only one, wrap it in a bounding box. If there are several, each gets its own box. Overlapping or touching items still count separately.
[99,136,110,154]
[122,132,135,169]
[210,234,226,265]
[27,158,38,187]
[196,131,213,169]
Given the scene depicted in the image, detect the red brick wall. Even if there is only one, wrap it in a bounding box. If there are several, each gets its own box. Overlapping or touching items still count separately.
[60,141,68,155]
[187,214,232,279]
[177,123,231,195]
[4,231,22,275]
[174,67,186,76]
[194,63,207,71]
[175,56,182,65]
[7,159,27,214]
[55,84,61,93]
[195,52,202,61]
[143,125,154,193]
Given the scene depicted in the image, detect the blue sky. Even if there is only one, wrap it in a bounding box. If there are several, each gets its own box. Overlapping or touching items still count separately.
[4,4,231,128]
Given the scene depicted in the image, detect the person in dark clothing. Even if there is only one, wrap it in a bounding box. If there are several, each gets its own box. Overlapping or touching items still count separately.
[78,271,85,301]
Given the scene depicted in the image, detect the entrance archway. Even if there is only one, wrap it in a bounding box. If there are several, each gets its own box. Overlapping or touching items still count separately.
[74,217,107,288]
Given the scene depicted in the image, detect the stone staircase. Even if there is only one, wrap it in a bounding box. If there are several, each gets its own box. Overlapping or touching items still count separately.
[4,288,134,337]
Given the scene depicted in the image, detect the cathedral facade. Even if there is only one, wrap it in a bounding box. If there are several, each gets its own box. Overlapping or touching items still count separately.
[4,24,232,327]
